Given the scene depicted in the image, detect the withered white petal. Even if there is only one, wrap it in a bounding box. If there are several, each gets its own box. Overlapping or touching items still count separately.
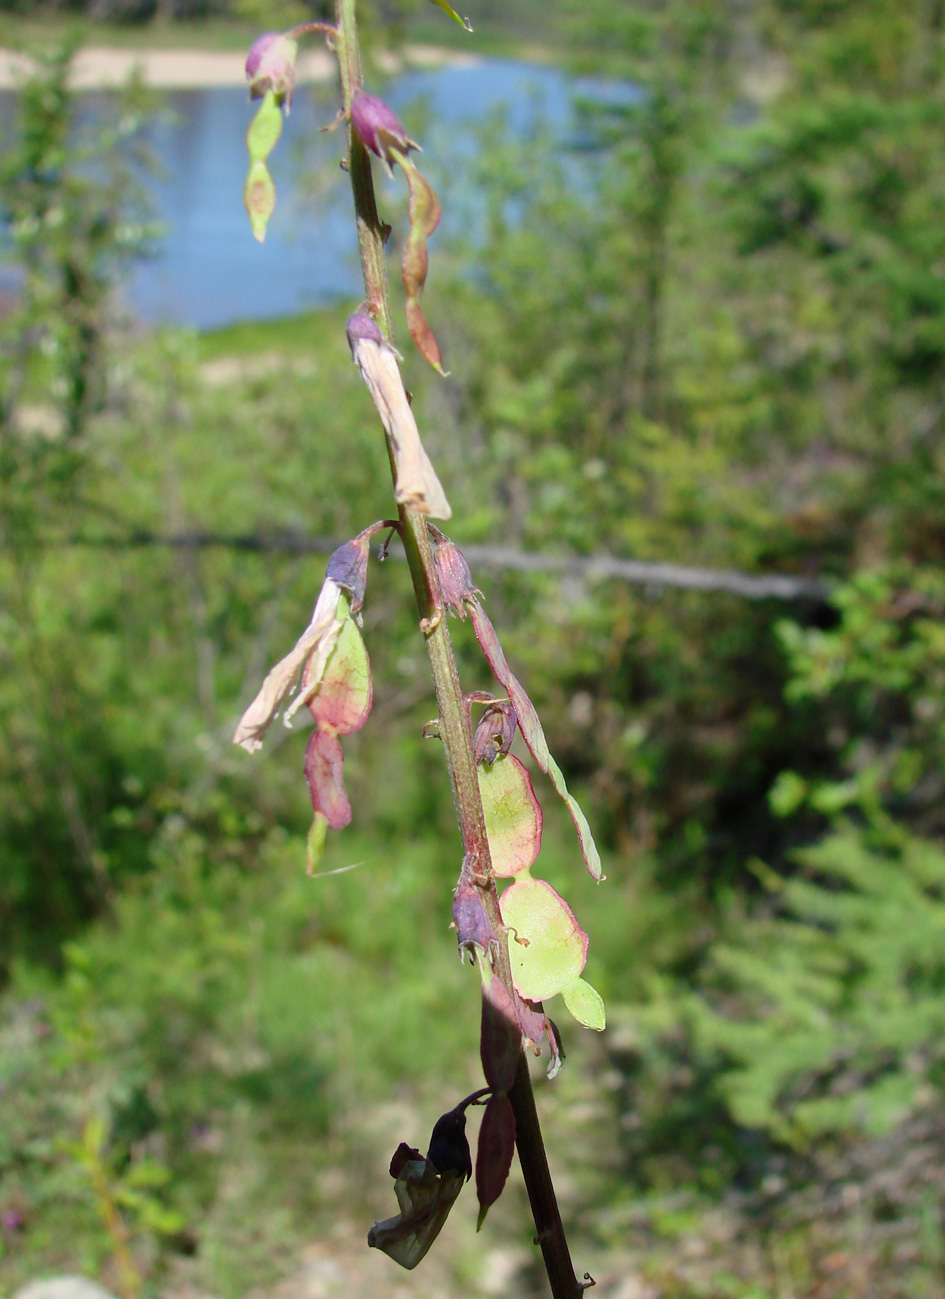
[233,578,344,752]
[368,1155,465,1270]
[351,334,451,520]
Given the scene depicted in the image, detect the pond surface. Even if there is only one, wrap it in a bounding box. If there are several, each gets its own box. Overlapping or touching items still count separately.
[2,58,638,329]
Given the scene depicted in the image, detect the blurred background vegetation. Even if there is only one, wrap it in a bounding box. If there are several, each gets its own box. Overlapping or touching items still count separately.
[2,1,945,1296]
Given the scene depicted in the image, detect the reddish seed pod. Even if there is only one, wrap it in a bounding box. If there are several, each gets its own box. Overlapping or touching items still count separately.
[480,976,521,1095]
[304,728,351,829]
[475,1094,516,1224]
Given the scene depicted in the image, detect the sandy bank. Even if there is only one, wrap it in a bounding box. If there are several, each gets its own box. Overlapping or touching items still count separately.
[0,41,480,90]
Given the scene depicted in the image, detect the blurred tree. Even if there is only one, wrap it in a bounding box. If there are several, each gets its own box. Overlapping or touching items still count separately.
[412,0,945,900]
[0,38,156,443]
[694,565,945,1148]
[0,43,160,968]
[717,0,945,566]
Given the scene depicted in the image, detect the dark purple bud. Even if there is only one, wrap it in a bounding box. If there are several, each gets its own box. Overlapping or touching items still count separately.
[350,92,419,174]
[246,32,299,109]
[426,1106,472,1182]
[428,524,480,617]
[2,1209,24,1234]
[473,701,518,765]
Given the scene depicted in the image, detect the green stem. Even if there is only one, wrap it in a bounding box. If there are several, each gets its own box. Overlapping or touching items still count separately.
[85,1144,141,1299]
[333,4,586,1296]
[334,0,393,337]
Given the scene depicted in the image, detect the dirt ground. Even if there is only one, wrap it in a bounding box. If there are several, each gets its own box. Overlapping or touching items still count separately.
[0,42,478,90]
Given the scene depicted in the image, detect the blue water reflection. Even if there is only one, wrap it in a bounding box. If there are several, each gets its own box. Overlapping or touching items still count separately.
[125,83,351,326]
[1,58,638,328]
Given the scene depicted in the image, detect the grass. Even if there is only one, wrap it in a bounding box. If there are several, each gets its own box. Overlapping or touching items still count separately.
[4,300,941,1297]
[195,303,352,362]
[0,826,495,1296]
[0,5,567,61]
[0,17,267,54]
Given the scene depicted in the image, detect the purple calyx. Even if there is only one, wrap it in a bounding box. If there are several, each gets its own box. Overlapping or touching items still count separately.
[246,32,299,108]
[350,92,419,173]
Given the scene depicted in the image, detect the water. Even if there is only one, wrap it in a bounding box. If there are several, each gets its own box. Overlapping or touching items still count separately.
[1,58,638,329]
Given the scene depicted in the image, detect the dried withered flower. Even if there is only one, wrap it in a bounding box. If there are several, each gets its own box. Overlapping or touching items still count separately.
[346,312,451,518]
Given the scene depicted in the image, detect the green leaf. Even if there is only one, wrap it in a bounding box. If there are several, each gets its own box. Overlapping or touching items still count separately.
[141,1203,186,1235]
[306,811,328,875]
[769,770,808,817]
[561,977,606,1031]
[499,877,588,1002]
[113,1186,147,1211]
[478,753,542,878]
[124,1158,170,1189]
[427,0,473,30]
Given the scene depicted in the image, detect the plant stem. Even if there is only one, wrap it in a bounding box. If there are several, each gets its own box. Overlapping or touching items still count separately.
[334,0,392,337]
[510,1053,590,1299]
[85,1145,141,1299]
[333,4,587,1295]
